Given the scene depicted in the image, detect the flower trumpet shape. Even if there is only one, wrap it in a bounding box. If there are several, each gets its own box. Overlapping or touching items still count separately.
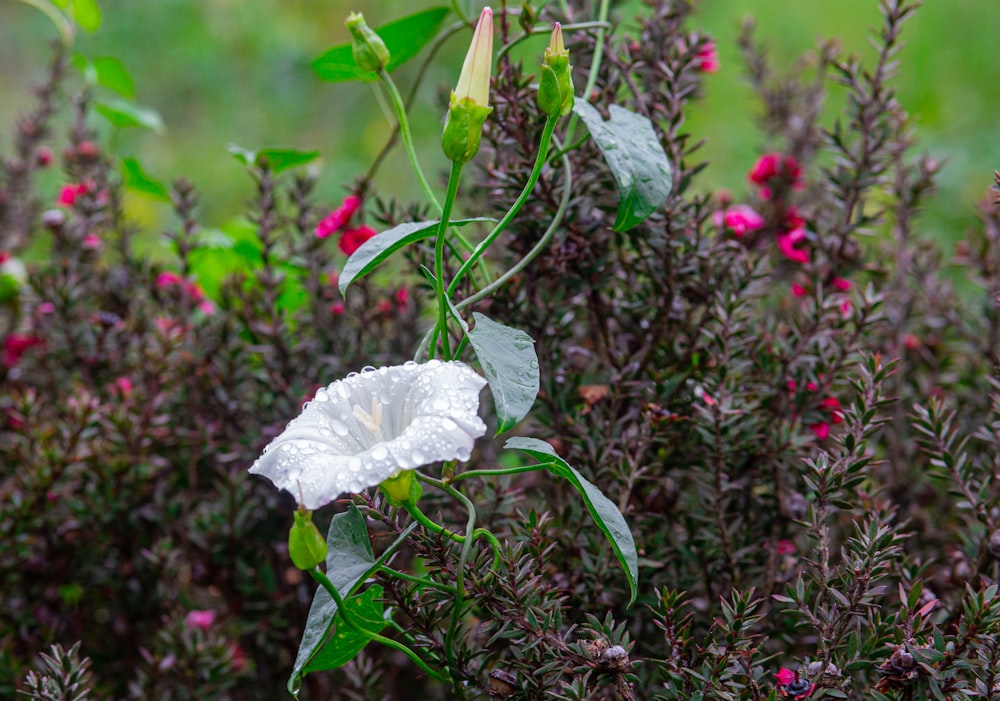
[249,361,487,509]
[441,7,494,163]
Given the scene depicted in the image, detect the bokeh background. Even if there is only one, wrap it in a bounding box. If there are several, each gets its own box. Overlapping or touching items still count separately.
[2,0,998,253]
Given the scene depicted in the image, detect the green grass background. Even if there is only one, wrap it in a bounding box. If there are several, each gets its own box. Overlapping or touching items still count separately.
[1,0,997,253]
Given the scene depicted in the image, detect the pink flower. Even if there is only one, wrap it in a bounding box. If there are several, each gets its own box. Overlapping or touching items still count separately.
[777,228,809,264]
[3,334,42,367]
[806,381,818,392]
[38,302,55,314]
[114,377,134,397]
[316,195,362,238]
[776,539,797,555]
[395,287,409,310]
[839,299,852,318]
[338,225,376,256]
[694,40,720,73]
[197,300,216,315]
[184,610,216,631]
[156,272,183,288]
[330,302,345,315]
[791,283,807,297]
[748,153,804,191]
[832,277,851,291]
[82,233,102,250]
[904,333,921,350]
[809,422,830,439]
[715,204,764,236]
[57,183,87,207]
[775,668,797,686]
[820,396,843,424]
[749,154,781,185]
[36,147,54,167]
[377,300,393,314]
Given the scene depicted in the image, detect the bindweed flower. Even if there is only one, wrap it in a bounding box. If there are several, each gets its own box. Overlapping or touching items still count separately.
[441,7,494,164]
[249,361,487,510]
[538,23,574,118]
[345,12,390,73]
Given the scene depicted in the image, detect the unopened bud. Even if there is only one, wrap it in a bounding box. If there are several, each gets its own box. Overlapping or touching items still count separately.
[442,7,494,163]
[537,23,574,117]
[379,469,421,507]
[288,507,327,570]
[345,12,390,73]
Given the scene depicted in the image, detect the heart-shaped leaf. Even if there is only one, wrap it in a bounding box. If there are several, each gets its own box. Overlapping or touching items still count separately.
[573,101,672,232]
[467,313,538,434]
[313,7,451,83]
[338,218,492,296]
[122,157,169,201]
[503,437,639,606]
[304,585,387,672]
[94,97,164,133]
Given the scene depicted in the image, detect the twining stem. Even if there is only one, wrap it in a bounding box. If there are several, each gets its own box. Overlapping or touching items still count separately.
[456,137,573,311]
[378,565,458,594]
[434,161,464,360]
[377,68,440,214]
[496,21,611,62]
[448,115,558,297]
[448,463,549,482]
[309,568,447,681]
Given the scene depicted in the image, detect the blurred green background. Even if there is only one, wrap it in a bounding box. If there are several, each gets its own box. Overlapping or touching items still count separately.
[2,0,998,252]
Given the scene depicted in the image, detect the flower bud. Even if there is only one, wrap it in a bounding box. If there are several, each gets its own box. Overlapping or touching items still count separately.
[0,256,27,303]
[379,469,422,507]
[537,23,574,118]
[442,7,494,164]
[288,507,328,570]
[345,12,390,73]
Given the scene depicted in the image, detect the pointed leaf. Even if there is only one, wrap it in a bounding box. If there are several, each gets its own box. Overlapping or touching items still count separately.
[313,7,451,83]
[71,0,101,32]
[467,313,538,434]
[338,218,492,295]
[93,56,135,98]
[256,148,320,174]
[288,507,416,696]
[573,101,672,232]
[94,97,164,133]
[226,143,257,167]
[122,157,169,201]
[305,585,387,672]
[504,436,639,605]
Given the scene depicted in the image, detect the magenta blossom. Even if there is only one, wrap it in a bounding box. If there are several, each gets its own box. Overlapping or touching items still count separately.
[184,609,216,631]
[777,228,810,264]
[316,195,361,239]
[339,225,376,256]
[3,334,43,367]
[694,40,720,73]
[715,204,764,236]
[775,668,797,686]
[57,183,87,207]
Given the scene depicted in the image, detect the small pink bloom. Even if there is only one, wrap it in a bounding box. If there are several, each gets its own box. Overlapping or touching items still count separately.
[783,207,805,230]
[197,300,216,315]
[3,334,42,367]
[839,299,852,318]
[821,396,843,424]
[904,333,921,351]
[395,287,409,310]
[156,272,183,288]
[791,283,807,297]
[38,302,55,314]
[787,380,797,392]
[36,147,54,167]
[700,391,716,407]
[810,422,830,439]
[316,195,361,238]
[330,302,346,316]
[0,251,9,264]
[184,609,216,631]
[718,204,765,236]
[806,382,818,392]
[57,183,87,207]
[114,377,134,397]
[776,539,796,555]
[339,225,376,256]
[832,277,851,291]
[775,668,797,686]
[82,233,102,250]
[749,154,780,185]
[777,228,809,264]
[694,40,719,73]
[377,300,393,314]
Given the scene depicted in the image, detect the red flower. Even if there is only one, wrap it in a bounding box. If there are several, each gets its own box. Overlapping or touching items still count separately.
[775,669,797,686]
[316,195,362,238]
[776,539,797,555]
[832,277,851,291]
[339,225,376,256]
[715,204,765,236]
[57,183,88,207]
[330,302,346,315]
[3,334,42,367]
[777,228,810,264]
[748,153,805,191]
[395,287,409,310]
[694,40,720,73]
[791,283,808,297]
[184,609,216,631]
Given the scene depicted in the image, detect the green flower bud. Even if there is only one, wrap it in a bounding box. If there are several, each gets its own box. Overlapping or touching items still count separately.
[379,469,422,507]
[345,12,390,73]
[288,507,328,570]
[442,7,494,164]
[537,23,574,118]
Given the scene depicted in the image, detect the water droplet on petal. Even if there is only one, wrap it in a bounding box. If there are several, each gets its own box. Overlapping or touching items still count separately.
[371,444,388,461]
[329,420,349,436]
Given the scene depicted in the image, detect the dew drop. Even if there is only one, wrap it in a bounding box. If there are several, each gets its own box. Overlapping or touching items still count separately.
[329,420,350,437]
[411,449,426,464]
[441,417,457,432]
[371,444,388,461]
[348,456,362,472]
[314,388,330,402]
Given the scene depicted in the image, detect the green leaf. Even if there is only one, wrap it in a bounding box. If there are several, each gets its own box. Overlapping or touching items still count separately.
[503,437,639,606]
[312,7,451,83]
[338,218,492,296]
[94,97,164,133]
[122,157,169,201]
[71,0,101,32]
[572,101,672,232]
[288,507,417,696]
[92,56,134,98]
[466,313,538,434]
[305,585,387,672]
[226,144,319,174]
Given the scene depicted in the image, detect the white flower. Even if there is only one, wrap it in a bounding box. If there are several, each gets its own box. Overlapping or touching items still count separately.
[249,360,487,509]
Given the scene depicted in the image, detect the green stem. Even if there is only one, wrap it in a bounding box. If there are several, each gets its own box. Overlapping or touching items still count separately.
[456,138,573,311]
[496,21,611,63]
[16,0,74,45]
[434,161,464,359]
[449,463,549,482]
[378,68,441,213]
[309,568,447,681]
[563,0,611,145]
[448,116,558,298]
[379,565,458,594]
[406,502,468,543]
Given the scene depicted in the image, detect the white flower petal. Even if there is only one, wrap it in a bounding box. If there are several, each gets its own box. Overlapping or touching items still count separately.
[249,360,487,509]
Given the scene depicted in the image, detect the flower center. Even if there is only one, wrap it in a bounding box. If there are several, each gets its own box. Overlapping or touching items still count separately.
[352,397,385,443]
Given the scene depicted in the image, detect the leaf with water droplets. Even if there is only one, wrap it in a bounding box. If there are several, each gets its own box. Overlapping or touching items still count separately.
[573,101,672,232]
[304,585,387,672]
[466,313,538,435]
[503,437,639,606]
